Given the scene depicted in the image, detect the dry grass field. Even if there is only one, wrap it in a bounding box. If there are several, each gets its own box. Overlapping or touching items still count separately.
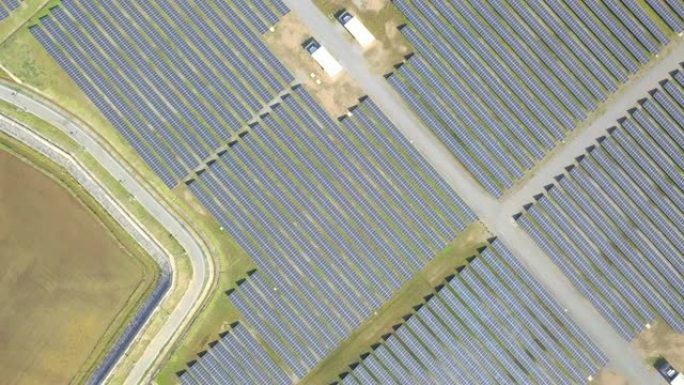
[0,148,150,385]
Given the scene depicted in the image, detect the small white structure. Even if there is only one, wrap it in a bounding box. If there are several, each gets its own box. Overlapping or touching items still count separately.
[303,38,343,77]
[658,360,684,385]
[337,10,375,49]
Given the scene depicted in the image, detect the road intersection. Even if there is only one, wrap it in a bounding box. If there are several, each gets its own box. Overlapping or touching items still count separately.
[284,1,684,382]
[1,1,683,382]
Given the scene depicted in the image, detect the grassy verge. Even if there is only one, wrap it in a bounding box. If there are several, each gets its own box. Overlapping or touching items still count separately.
[152,183,255,385]
[0,25,179,202]
[0,122,159,384]
[0,99,190,384]
[0,0,52,45]
[298,221,489,385]
[0,17,248,384]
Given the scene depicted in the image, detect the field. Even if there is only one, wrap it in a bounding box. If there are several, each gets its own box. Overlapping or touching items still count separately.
[0,0,52,44]
[0,5,241,384]
[0,142,154,385]
[4,0,684,384]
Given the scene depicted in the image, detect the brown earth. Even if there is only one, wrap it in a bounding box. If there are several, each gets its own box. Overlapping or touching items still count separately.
[313,0,411,75]
[262,2,413,117]
[350,0,387,13]
[633,318,684,370]
[592,368,629,385]
[594,319,684,385]
[263,12,365,117]
[0,149,146,385]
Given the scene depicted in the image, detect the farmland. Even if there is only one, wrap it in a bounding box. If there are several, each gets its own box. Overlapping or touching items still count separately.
[1,0,683,384]
[0,141,154,385]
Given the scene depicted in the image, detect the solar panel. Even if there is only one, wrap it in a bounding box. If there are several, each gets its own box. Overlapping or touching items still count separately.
[515,78,684,336]
[337,239,602,384]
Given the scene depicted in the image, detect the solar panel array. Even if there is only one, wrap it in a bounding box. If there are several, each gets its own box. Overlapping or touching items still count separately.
[0,0,21,20]
[388,0,684,197]
[515,68,684,340]
[186,86,476,378]
[178,322,290,385]
[337,239,607,385]
[30,0,292,187]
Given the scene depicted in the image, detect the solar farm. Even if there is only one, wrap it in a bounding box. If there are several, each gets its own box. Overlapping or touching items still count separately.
[516,68,684,341]
[0,0,21,21]
[2,0,684,384]
[189,86,476,378]
[387,0,684,196]
[30,0,292,188]
[179,322,291,385]
[336,239,607,385]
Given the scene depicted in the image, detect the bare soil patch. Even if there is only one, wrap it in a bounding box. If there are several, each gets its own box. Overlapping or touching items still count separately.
[263,12,364,117]
[594,319,684,385]
[592,368,628,385]
[633,318,684,369]
[0,149,147,385]
[313,0,411,75]
[350,0,387,13]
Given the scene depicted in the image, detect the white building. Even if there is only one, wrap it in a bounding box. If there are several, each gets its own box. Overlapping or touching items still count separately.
[303,38,343,77]
[337,10,376,49]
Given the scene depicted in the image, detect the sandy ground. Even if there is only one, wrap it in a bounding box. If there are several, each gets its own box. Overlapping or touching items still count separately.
[0,149,146,385]
[592,368,629,385]
[314,0,410,75]
[263,12,365,117]
[350,0,387,12]
[264,2,410,117]
[593,319,684,385]
[634,319,684,369]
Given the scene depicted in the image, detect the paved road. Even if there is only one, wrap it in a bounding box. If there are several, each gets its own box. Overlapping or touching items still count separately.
[285,1,684,383]
[0,84,214,385]
[3,2,680,382]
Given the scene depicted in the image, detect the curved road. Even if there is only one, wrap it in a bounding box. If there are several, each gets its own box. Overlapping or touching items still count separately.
[3,5,681,382]
[0,84,214,385]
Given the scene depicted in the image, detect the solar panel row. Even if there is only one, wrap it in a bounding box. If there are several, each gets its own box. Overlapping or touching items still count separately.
[31,0,293,188]
[186,87,476,378]
[338,239,607,385]
[647,0,684,30]
[388,0,684,197]
[0,0,21,20]
[179,323,290,385]
[516,69,684,339]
